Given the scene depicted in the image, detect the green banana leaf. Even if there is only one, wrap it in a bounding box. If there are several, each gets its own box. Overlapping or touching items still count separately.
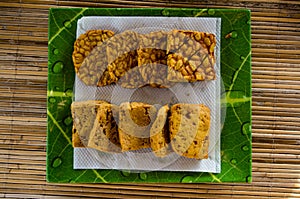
[47,8,251,183]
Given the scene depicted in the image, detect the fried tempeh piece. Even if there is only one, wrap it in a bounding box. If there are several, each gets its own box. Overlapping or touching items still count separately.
[73,30,115,86]
[137,31,171,88]
[167,30,216,82]
[150,105,172,157]
[87,103,121,153]
[71,100,108,147]
[118,102,157,151]
[98,31,139,86]
[169,103,210,159]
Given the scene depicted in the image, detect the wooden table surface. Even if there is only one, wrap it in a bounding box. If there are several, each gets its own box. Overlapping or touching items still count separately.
[1,1,300,198]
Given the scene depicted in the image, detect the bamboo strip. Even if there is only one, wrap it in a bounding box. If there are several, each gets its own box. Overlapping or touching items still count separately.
[0,183,296,198]
[1,179,299,197]
[1,56,46,62]
[0,77,46,83]
[0,101,47,109]
[252,97,300,105]
[254,153,300,162]
[0,141,46,147]
[253,162,300,169]
[253,137,299,145]
[252,53,299,59]
[0,139,46,146]
[0,121,46,127]
[0,74,47,80]
[0,125,46,132]
[0,173,46,181]
[0,108,46,115]
[0,135,45,143]
[0,49,48,57]
[252,63,300,70]
[253,148,300,155]
[0,102,46,109]
[0,44,48,51]
[253,120,297,128]
[0,157,46,166]
[0,108,46,116]
[0,30,48,38]
[0,35,48,42]
[248,142,297,148]
[238,104,297,112]
[253,167,300,174]
[252,42,300,49]
[0,162,45,170]
[0,9,48,17]
[252,28,300,36]
[0,133,46,141]
[253,172,300,180]
[0,138,46,147]
[253,143,300,151]
[0,65,48,71]
[0,70,47,77]
[0,17,48,26]
[0,188,176,199]
[2,0,299,9]
[252,129,300,136]
[0,90,52,96]
[2,166,40,176]
[251,16,300,23]
[255,148,300,155]
[0,93,47,99]
[253,133,300,140]
[3,194,80,199]
[2,89,59,95]
[1,26,48,34]
[1,111,46,120]
[0,145,45,151]
[252,91,300,98]
[0,12,48,18]
[251,24,300,32]
[251,36,300,43]
[157,181,300,189]
[1,59,48,66]
[252,110,300,118]
[0,115,46,122]
[253,79,300,86]
[252,48,300,55]
[252,24,300,32]
[253,75,300,81]
[253,158,299,164]
[253,106,300,113]
[253,115,300,122]
[252,83,300,90]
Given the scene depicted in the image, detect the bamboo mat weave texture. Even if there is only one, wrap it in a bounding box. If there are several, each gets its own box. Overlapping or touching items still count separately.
[0,0,300,198]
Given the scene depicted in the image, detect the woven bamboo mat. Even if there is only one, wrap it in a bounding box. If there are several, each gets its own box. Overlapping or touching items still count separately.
[1,0,300,198]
